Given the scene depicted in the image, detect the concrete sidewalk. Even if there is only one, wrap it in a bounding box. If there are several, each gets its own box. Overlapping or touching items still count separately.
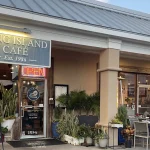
[0,142,148,150]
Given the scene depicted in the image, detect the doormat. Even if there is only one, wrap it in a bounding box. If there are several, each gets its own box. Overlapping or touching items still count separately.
[7,139,65,148]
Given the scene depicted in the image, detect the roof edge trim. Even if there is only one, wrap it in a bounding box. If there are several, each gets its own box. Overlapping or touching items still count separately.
[68,0,150,20]
[0,6,150,44]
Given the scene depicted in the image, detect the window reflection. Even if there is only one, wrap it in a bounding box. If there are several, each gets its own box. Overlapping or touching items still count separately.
[138,74,150,85]
[118,72,136,116]
[119,72,136,104]
[119,72,150,115]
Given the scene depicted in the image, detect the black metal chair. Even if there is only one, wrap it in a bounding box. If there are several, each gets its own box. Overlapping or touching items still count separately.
[128,117,139,128]
[134,121,150,150]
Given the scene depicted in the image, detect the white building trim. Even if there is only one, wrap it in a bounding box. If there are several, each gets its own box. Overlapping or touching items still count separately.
[0,7,150,56]
[0,7,150,44]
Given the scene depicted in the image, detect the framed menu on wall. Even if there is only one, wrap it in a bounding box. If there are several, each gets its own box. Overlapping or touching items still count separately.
[54,84,69,107]
[139,87,147,97]
[128,84,135,97]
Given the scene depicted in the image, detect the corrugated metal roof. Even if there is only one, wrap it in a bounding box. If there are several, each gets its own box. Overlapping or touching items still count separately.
[0,0,150,37]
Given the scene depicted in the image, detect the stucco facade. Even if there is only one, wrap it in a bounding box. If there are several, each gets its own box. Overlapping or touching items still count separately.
[52,49,99,94]
[0,0,150,145]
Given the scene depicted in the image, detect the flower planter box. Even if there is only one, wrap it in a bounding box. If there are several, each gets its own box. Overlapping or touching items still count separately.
[67,136,73,144]
[111,124,123,128]
[72,137,80,145]
[63,135,73,144]
[79,137,84,144]
[64,135,84,145]
[1,119,15,131]
[63,134,69,142]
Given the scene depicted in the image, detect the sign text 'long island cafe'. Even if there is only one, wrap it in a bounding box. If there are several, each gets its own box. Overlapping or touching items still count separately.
[0,33,51,67]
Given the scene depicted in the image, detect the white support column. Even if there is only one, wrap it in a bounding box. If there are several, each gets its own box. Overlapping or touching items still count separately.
[98,44,121,146]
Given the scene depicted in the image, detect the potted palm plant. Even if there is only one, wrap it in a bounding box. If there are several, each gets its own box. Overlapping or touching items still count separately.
[0,85,17,131]
[94,124,108,148]
[98,130,108,148]
[0,126,8,143]
[84,125,93,146]
[52,105,62,138]
[57,111,85,146]
[111,105,128,128]
[122,125,134,148]
[0,117,8,143]
[93,128,99,147]
[111,117,123,128]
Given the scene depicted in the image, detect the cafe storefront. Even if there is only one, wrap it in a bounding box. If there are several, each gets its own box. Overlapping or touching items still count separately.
[118,63,150,117]
[0,33,51,139]
[1,0,150,144]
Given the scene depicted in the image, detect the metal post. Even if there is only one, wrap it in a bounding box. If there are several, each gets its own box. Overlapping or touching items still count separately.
[120,80,123,105]
[118,76,125,106]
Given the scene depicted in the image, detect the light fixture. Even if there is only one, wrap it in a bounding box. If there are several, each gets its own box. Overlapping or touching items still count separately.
[23,81,26,84]
[11,67,14,70]
[27,82,30,85]
[14,83,17,86]
[118,76,125,80]
[31,81,35,85]
[0,25,31,34]
[3,75,6,77]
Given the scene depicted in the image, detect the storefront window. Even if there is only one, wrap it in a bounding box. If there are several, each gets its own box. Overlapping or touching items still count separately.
[137,85,150,115]
[137,74,150,115]
[138,74,150,85]
[118,72,136,115]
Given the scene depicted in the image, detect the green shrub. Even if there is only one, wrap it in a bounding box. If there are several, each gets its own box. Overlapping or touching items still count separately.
[53,105,63,122]
[1,126,8,134]
[57,111,79,138]
[57,90,100,116]
[117,105,128,127]
[0,84,17,118]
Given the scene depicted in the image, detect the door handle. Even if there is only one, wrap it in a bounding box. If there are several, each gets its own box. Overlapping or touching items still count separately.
[21,108,24,117]
[25,105,33,108]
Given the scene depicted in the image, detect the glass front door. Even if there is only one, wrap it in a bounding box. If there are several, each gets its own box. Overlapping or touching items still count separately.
[20,79,46,138]
[137,84,150,115]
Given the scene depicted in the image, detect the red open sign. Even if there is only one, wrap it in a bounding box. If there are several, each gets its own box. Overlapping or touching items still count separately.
[22,66,46,77]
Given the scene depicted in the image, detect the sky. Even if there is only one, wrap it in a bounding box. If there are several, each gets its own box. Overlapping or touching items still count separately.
[96,0,150,14]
